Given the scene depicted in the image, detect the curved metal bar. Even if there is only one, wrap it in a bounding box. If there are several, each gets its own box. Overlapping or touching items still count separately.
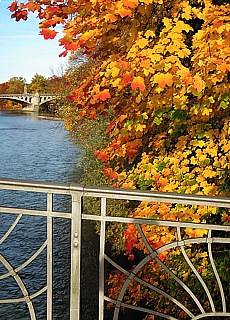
[105,254,129,276]
[177,227,215,312]
[106,296,178,320]
[0,214,22,245]
[15,240,47,273]
[207,230,226,313]
[0,286,47,303]
[153,255,205,314]
[0,241,47,280]
[30,286,47,299]
[137,224,204,313]
[0,254,36,320]
[112,223,201,320]
[193,312,230,319]
[105,253,194,317]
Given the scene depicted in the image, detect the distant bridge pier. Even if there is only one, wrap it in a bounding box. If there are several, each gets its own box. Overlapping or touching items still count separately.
[24,92,40,112]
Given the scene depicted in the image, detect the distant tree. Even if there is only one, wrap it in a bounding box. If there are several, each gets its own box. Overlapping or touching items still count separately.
[6,77,25,94]
[0,82,9,109]
[0,82,9,94]
[29,73,49,94]
[48,75,66,94]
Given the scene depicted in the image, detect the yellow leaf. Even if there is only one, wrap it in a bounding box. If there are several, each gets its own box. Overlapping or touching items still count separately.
[112,78,121,87]
[195,229,208,237]
[135,123,146,132]
[136,38,148,49]
[162,17,171,31]
[201,108,212,116]
[145,30,155,38]
[222,144,230,153]
[203,169,216,178]
[203,186,213,195]
[111,66,120,77]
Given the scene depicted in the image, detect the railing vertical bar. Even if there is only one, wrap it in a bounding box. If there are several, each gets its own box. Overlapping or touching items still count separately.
[99,197,106,320]
[70,191,82,320]
[47,193,53,320]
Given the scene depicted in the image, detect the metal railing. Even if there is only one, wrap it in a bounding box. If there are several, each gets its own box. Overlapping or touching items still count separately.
[0,178,230,319]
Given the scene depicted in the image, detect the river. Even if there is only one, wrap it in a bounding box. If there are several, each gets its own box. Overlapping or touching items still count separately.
[0,110,99,320]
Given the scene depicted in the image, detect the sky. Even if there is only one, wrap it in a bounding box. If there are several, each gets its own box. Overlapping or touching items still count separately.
[0,0,68,84]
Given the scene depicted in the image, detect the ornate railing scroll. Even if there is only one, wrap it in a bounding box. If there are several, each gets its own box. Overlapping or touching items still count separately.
[0,178,81,320]
[0,178,230,320]
[81,186,230,320]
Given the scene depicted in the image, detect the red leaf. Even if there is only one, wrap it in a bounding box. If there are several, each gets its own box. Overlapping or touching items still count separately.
[67,95,77,102]
[11,10,28,21]
[122,73,134,86]
[8,1,18,12]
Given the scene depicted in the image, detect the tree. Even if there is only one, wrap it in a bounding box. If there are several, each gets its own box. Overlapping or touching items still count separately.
[0,82,9,109]
[28,73,49,93]
[6,76,25,94]
[9,0,230,317]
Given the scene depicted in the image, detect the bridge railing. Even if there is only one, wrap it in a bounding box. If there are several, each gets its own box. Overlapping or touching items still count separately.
[0,178,230,319]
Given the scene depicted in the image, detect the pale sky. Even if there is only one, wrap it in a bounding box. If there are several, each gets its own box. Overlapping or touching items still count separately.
[0,0,68,84]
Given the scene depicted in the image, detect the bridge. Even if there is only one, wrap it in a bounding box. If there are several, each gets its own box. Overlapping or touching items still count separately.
[0,92,61,111]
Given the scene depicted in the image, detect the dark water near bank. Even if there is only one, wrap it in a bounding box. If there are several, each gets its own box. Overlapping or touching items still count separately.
[0,110,99,319]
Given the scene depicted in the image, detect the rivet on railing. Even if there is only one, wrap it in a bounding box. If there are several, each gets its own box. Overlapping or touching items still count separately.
[74,242,79,248]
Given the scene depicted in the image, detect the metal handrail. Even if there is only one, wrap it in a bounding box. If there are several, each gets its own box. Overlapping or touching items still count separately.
[0,178,230,320]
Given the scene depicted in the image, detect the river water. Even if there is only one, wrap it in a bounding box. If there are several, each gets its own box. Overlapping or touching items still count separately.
[0,110,99,319]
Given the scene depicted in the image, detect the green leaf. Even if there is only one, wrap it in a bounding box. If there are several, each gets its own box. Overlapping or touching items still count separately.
[156,161,167,171]
[197,131,205,138]
[152,117,162,125]
[187,180,197,186]
[218,100,229,110]
[218,92,230,101]
[127,119,134,126]
[170,110,187,122]
[199,158,210,167]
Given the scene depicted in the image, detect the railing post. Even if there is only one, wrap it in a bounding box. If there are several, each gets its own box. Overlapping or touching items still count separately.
[47,193,53,320]
[99,197,106,320]
[70,191,82,320]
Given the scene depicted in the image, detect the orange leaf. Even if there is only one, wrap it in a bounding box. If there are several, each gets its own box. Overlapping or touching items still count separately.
[193,74,205,92]
[131,76,145,91]
[104,13,117,22]
[116,8,132,17]
[40,28,58,39]
[154,73,173,88]
[94,89,111,101]
[122,0,139,8]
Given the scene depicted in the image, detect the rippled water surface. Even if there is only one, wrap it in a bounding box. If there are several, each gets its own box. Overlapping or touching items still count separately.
[0,110,99,319]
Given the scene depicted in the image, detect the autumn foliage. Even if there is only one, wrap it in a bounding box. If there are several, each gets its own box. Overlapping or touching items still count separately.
[9,0,230,317]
